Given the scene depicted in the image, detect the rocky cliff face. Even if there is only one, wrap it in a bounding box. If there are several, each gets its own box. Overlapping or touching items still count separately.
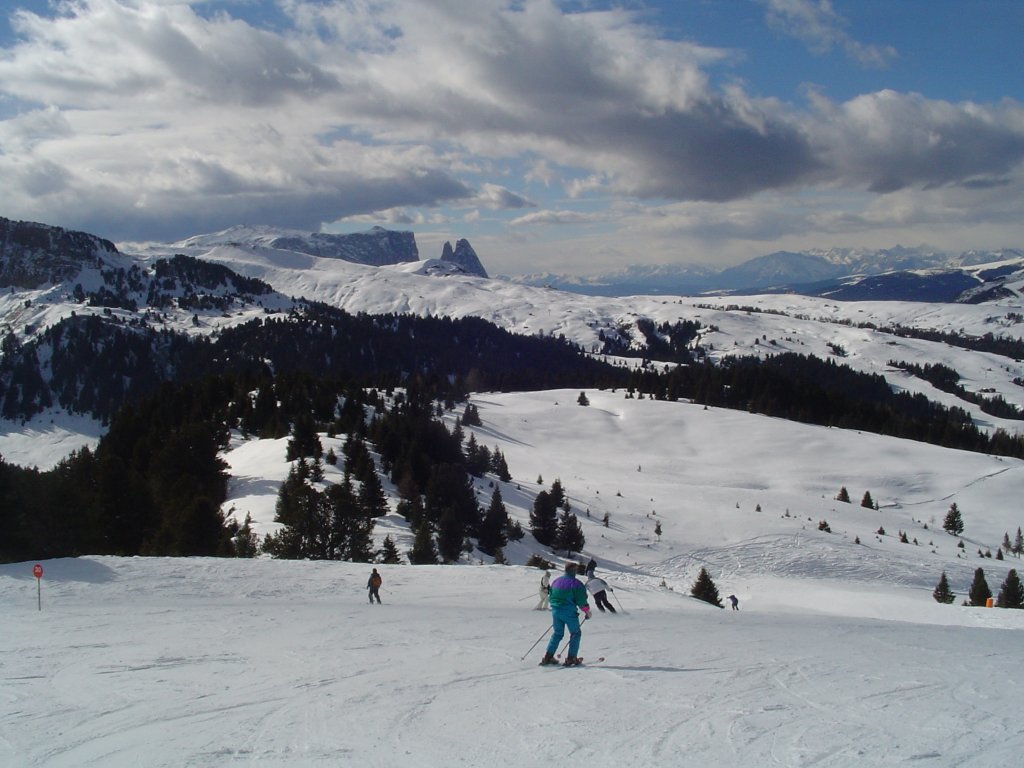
[0,217,119,289]
[440,239,488,278]
[270,226,419,266]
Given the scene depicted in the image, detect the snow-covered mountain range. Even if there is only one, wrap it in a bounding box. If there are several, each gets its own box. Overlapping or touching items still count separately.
[4,216,1024,439]
[510,245,1024,299]
[3,216,1024,766]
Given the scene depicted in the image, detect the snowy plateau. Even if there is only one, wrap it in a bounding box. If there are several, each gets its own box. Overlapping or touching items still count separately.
[2,223,1024,767]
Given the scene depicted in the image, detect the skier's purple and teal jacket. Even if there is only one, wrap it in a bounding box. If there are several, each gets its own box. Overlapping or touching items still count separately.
[548,574,590,612]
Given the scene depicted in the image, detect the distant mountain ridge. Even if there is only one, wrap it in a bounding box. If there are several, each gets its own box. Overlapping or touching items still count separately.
[508,246,1024,300]
[162,224,488,277]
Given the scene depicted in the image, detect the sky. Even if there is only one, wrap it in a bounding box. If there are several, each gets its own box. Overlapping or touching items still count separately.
[1,1,1023,276]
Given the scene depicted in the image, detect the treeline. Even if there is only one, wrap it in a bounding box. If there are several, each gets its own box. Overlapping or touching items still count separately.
[0,370,532,564]
[889,360,1024,420]
[0,302,629,422]
[626,352,1024,458]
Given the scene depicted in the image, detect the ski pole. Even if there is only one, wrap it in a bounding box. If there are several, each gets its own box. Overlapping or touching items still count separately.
[520,625,552,661]
[611,590,627,614]
[518,593,538,602]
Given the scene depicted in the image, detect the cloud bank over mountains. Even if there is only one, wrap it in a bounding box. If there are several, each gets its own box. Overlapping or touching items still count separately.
[1,0,1023,273]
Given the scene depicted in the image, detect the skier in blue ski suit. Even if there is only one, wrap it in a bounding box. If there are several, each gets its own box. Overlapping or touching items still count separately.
[539,563,591,666]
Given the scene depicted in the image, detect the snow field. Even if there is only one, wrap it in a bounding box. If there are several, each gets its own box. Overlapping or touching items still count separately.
[2,556,1022,768]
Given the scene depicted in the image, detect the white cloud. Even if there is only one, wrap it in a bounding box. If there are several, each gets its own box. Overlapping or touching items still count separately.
[0,0,1020,269]
[757,0,898,68]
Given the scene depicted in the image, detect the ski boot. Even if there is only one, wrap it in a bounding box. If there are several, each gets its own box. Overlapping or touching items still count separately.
[562,655,582,667]
[539,653,559,666]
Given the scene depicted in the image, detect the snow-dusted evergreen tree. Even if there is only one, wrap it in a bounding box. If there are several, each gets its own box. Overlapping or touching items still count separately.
[968,567,992,606]
[932,571,955,604]
[1014,527,1024,558]
[861,491,874,509]
[996,569,1023,609]
[836,487,850,503]
[943,503,964,535]
[691,567,723,607]
[577,391,590,406]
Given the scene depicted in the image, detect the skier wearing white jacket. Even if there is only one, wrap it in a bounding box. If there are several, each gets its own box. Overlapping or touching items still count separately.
[586,575,616,613]
[535,571,551,610]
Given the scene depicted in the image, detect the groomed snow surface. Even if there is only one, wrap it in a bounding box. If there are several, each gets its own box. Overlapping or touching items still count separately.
[4,389,1024,767]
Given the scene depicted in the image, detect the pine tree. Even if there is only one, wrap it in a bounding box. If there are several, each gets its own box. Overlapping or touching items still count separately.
[231,513,260,558]
[861,491,874,509]
[577,391,590,406]
[968,567,992,606]
[836,486,850,503]
[378,534,403,565]
[549,479,567,511]
[490,448,511,482]
[461,403,482,426]
[408,518,438,564]
[555,510,585,556]
[996,569,1024,609]
[1014,527,1023,558]
[530,490,559,547]
[478,487,509,556]
[932,571,955,604]
[327,474,375,562]
[358,470,389,519]
[436,507,465,563]
[286,413,322,461]
[690,567,723,607]
[943,503,964,535]
[506,517,525,542]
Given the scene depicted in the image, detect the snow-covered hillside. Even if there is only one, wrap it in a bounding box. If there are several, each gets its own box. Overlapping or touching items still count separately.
[115,235,1024,437]
[3,388,1024,767]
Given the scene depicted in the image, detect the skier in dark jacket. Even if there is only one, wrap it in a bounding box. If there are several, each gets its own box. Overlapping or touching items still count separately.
[539,563,591,667]
[367,568,382,604]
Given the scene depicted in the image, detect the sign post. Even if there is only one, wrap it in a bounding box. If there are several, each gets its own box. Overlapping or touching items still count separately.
[32,563,43,611]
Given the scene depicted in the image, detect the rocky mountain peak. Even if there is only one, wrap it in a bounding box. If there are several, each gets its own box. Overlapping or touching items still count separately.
[440,238,488,278]
[1,217,120,289]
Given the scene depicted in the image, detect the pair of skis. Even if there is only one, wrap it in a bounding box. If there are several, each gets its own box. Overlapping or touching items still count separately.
[540,655,605,667]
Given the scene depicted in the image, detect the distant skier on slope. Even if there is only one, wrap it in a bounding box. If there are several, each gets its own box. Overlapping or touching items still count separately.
[539,563,591,667]
[367,568,382,604]
[585,575,616,613]
[535,570,551,610]
[728,594,739,611]
[585,558,597,578]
